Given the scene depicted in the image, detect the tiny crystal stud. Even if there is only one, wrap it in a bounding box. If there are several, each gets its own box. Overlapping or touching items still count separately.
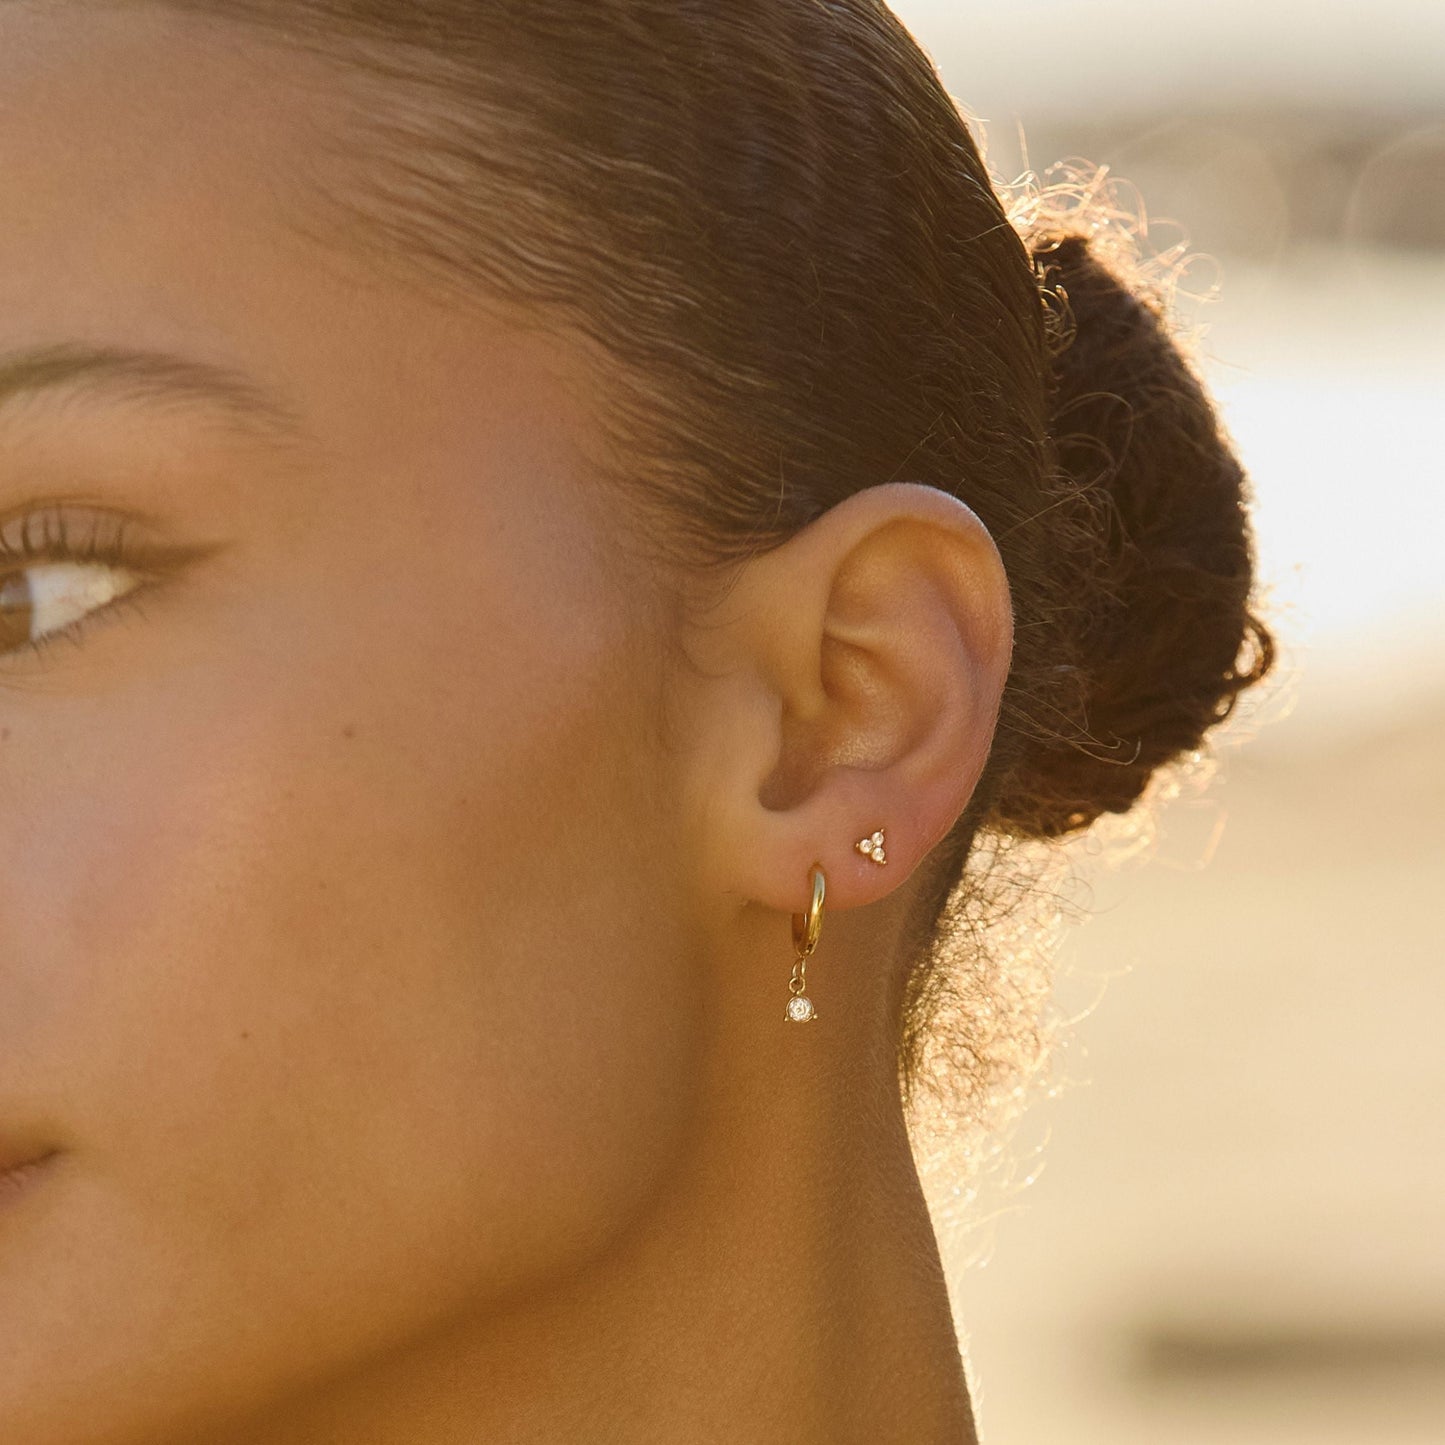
[786,995,816,1023]
[855,828,887,865]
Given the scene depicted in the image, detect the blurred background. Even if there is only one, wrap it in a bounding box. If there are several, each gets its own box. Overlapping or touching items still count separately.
[887,2,1445,1442]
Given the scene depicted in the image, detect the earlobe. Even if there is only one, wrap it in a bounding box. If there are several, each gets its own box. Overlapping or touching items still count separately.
[680,481,1013,922]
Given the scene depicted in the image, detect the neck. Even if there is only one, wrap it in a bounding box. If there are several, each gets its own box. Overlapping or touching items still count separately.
[209,929,978,1444]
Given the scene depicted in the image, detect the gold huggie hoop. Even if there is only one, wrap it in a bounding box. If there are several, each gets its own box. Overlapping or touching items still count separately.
[785,863,826,1023]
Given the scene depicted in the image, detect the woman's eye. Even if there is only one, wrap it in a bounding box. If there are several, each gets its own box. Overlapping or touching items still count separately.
[0,560,141,657]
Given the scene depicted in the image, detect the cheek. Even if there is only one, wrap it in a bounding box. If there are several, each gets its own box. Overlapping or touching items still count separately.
[0,642,700,1440]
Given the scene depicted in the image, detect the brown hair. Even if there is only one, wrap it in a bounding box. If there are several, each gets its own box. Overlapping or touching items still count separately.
[155,0,1274,1104]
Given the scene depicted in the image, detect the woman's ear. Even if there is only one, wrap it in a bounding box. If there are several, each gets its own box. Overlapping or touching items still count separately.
[676,481,1013,919]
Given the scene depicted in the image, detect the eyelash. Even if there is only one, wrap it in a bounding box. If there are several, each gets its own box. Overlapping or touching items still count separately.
[0,506,161,666]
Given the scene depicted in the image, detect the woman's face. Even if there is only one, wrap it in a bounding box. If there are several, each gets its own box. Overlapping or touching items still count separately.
[0,8,706,1439]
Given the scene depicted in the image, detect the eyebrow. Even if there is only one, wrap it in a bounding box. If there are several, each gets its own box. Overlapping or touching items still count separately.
[0,342,311,444]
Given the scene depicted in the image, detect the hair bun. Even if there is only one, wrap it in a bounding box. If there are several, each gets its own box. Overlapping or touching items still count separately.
[984,228,1275,840]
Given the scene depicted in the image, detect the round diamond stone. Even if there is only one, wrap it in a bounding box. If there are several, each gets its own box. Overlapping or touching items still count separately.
[786,995,815,1022]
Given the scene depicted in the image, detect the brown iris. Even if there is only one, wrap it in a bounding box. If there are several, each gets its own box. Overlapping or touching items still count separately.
[0,573,34,651]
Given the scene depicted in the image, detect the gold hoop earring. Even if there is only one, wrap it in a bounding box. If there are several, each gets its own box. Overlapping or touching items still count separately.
[786,863,826,1023]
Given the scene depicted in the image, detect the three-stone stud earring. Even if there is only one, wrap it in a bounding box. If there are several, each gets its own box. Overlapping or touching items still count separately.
[786,862,826,1024]
[856,827,887,865]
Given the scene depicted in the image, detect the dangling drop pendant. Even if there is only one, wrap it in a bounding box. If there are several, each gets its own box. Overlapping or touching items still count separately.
[786,864,826,1023]
[785,979,816,1024]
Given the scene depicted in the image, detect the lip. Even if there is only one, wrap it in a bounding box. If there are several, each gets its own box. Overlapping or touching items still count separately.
[0,1149,60,1210]
[0,1133,59,1177]
[0,1131,61,1181]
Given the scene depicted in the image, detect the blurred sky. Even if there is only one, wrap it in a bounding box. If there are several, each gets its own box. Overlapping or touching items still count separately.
[895,0,1445,113]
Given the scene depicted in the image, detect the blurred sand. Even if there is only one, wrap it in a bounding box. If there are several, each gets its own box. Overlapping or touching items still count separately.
[942,660,1445,1444]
